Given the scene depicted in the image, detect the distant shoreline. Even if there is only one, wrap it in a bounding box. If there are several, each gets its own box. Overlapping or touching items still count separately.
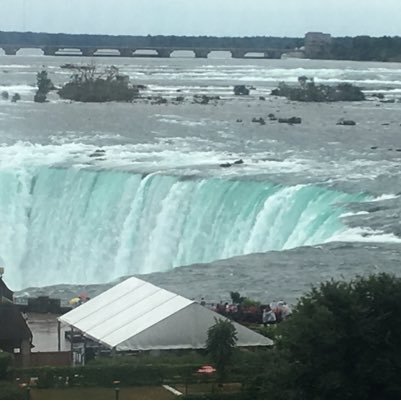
[1,30,401,61]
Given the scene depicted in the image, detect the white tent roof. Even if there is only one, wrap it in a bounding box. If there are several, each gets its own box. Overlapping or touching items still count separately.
[59,277,272,351]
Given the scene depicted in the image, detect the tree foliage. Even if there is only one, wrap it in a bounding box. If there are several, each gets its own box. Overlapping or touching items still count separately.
[248,273,401,399]
[34,70,54,103]
[229,291,245,305]
[330,36,401,61]
[206,318,238,383]
[57,66,140,102]
[0,31,303,51]
[271,76,365,102]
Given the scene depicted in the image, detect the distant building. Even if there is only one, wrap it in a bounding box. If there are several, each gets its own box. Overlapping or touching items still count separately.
[0,271,13,303]
[0,271,32,366]
[304,32,332,59]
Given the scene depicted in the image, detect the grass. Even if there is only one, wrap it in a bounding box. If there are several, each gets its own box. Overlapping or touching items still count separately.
[31,385,175,400]
[30,383,242,399]
[176,382,242,395]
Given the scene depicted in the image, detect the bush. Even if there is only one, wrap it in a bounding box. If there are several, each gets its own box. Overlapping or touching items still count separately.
[247,273,401,399]
[14,363,204,388]
[11,93,21,102]
[57,65,140,102]
[58,79,139,102]
[34,92,47,103]
[241,298,260,308]
[271,77,365,102]
[206,319,238,383]
[88,351,208,367]
[233,85,250,96]
[34,70,55,102]
[0,381,25,400]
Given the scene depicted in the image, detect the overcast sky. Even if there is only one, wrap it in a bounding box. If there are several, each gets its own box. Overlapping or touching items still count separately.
[1,0,401,37]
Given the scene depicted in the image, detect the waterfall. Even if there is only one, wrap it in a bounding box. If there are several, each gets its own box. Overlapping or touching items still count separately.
[0,167,366,288]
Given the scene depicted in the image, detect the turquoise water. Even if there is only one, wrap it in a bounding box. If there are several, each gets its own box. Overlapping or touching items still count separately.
[0,167,367,288]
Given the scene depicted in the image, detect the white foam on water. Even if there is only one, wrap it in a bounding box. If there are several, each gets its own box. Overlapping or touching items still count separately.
[365,88,401,93]
[0,84,35,95]
[328,227,401,244]
[124,66,401,86]
[340,211,370,218]
[0,64,32,69]
[0,141,237,173]
[369,194,400,202]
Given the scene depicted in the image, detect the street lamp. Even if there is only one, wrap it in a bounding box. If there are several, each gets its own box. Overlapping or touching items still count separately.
[113,380,120,400]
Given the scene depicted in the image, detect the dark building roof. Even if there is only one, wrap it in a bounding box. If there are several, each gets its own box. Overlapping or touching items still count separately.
[0,304,32,352]
[0,277,13,302]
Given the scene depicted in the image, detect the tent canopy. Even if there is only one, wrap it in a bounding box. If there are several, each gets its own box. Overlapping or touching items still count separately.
[59,277,272,351]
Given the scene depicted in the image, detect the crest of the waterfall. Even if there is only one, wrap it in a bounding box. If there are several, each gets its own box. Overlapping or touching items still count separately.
[0,167,368,289]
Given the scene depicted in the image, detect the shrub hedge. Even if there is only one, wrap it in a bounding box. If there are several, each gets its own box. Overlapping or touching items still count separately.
[0,381,25,400]
[13,359,264,389]
[14,363,203,388]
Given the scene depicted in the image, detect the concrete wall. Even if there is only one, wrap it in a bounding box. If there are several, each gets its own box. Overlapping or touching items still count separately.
[14,351,72,368]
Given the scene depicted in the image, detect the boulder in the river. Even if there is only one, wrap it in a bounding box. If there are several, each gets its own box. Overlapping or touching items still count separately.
[268,113,277,121]
[278,116,302,124]
[151,96,168,105]
[89,149,106,158]
[219,162,232,168]
[252,117,266,125]
[336,118,356,126]
[1,91,9,100]
[11,93,21,103]
[193,94,220,105]
[233,159,244,165]
[233,85,250,96]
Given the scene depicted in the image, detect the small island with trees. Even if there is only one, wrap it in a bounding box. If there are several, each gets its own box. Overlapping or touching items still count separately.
[33,66,367,105]
[57,65,141,102]
[34,65,143,103]
[271,75,365,102]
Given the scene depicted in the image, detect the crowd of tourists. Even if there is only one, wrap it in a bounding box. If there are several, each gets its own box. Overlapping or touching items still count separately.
[197,297,292,325]
[262,300,292,325]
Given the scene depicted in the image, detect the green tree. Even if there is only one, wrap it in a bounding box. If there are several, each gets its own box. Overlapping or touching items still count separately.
[229,291,245,305]
[34,70,54,103]
[206,318,238,383]
[249,273,401,399]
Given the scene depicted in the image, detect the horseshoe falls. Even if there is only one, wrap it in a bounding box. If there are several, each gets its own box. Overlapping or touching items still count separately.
[0,167,366,289]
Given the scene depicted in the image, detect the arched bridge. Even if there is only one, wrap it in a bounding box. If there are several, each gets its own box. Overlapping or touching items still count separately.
[1,44,297,59]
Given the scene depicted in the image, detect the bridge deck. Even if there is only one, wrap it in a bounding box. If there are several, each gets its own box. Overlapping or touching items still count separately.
[0,44,297,58]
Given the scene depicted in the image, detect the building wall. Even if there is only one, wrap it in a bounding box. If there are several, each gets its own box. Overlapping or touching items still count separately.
[14,351,72,368]
[304,32,332,59]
